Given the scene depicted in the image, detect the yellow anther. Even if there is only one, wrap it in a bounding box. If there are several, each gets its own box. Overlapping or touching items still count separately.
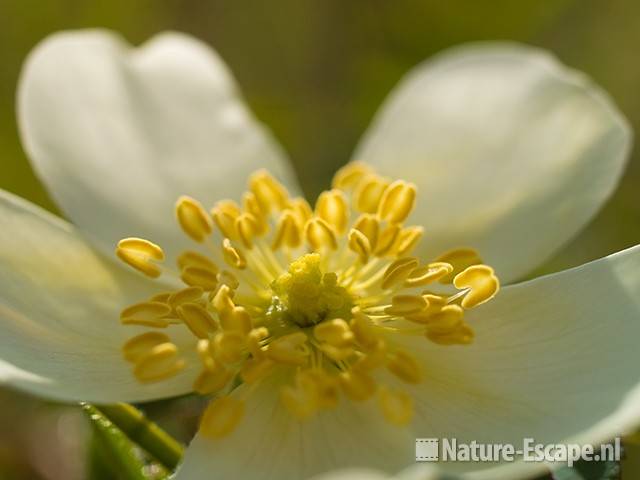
[272,210,303,250]
[215,199,242,217]
[133,343,186,383]
[392,226,424,256]
[385,294,428,316]
[193,363,232,394]
[378,180,416,224]
[175,195,213,243]
[266,332,309,366]
[247,327,269,359]
[305,217,338,251]
[424,305,464,334]
[427,322,474,345]
[332,161,372,190]
[116,238,165,278]
[122,332,171,363]
[404,294,449,324]
[235,213,260,249]
[386,350,422,384]
[404,262,454,287]
[217,270,240,289]
[150,292,172,303]
[378,387,414,426]
[120,302,172,328]
[177,303,217,339]
[381,257,419,290]
[350,309,381,349]
[200,396,245,438]
[348,229,372,263]
[339,370,377,401]
[181,266,219,291]
[212,284,235,314]
[435,247,482,284]
[299,370,339,409]
[249,170,289,213]
[222,238,247,269]
[375,224,401,256]
[453,265,500,309]
[353,340,387,371]
[288,197,313,225]
[196,338,216,370]
[353,214,380,250]
[316,189,349,234]
[240,358,274,384]
[242,191,266,220]
[320,343,355,361]
[354,174,389,213]
[176,251,218,273]
[213,331,246,364]
[281,383,317,420]
[219,306,252,335]
[211,206,239,240]
[314,319,353,347]
[168,286,204,310]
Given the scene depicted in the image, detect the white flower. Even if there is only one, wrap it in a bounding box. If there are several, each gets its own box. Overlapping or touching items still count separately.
[1,29,636,480]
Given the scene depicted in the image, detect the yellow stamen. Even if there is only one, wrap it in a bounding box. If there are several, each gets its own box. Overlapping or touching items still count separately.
[222,238,247,269]
[177,251,218,272]
[352,214,380,251]
[116,238,165,278]
[305,217,338,250]
[385,294,427,316]
[133,343,186,383]
[332,161,372,190]
[381,257,419,290]
[378,180,416,224]
[378,387,413,426]
[213,331,246,364]
[339,370,377,401]
[435,247,482,284]
[316,189,349,234]
[249,170,289,213]
[348,228,372,263]
[386,350,422,384]
[120,302,172,327]
[354,174,389,213]
[177,303,217,339]
[193,362,232,395]
[272,210,303,250]
[266,332,309,366]
[454,265,500,308]
[122,332,171,363]
[404,262,453,287]
[175,196,213,243]
[180,267,219,291]
[200,396,245,438]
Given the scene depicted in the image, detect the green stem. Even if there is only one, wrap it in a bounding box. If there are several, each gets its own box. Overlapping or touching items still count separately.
[95,403,184,471]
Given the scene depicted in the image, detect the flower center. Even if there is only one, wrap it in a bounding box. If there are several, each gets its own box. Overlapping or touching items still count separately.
[269,253,353,328]
[115,163,500,439]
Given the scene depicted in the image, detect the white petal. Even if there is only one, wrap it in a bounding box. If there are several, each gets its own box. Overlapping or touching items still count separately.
[18,30,299,260]
[0,189,198,403]
[176,377,416,480]
[353,43,631,282]
[400,243,640,478]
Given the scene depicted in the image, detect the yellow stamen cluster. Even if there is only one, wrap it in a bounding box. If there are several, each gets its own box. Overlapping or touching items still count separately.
[116,163,500,438]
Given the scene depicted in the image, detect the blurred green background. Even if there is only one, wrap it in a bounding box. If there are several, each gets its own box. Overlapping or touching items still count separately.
[0,0,639,478]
